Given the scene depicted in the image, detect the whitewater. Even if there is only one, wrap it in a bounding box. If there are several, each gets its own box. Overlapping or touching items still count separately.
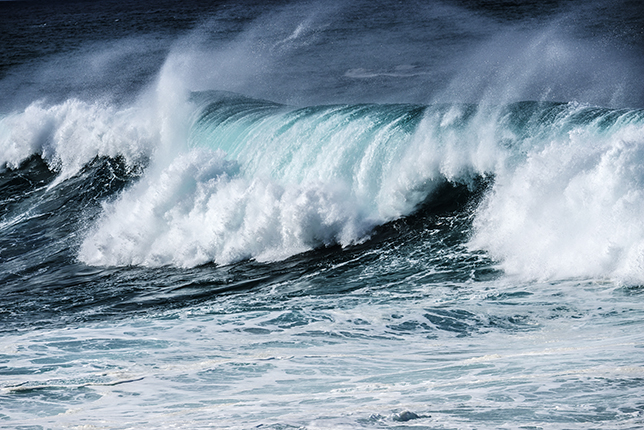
[1,0,644,429]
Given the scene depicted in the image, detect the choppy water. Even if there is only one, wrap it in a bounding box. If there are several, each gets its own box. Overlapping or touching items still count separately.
[1,0,644,428]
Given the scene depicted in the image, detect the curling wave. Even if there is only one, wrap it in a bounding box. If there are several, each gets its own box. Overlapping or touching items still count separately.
[3,91,644,281]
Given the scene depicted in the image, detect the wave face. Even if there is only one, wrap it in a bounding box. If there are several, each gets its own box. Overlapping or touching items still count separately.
[78,93,469,267]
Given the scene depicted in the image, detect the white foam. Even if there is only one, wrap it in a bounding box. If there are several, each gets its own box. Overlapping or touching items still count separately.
[79,149,371,267]
[0,99,155,182]
[471,114,644,282]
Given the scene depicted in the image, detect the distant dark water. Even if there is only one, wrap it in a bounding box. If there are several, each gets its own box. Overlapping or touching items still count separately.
[1,1,644,428]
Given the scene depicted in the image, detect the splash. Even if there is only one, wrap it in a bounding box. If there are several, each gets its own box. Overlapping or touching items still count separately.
[471,106,644,282]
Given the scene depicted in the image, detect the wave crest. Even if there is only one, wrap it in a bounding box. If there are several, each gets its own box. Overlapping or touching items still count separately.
[16,91,640,282]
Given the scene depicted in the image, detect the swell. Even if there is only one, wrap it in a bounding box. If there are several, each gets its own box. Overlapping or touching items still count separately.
[0,155,137,269]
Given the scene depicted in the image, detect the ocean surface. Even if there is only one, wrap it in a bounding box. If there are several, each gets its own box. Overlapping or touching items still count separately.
[1,0,644,428]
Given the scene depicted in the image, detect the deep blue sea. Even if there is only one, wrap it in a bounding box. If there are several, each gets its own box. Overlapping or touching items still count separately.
[2,0,644,428]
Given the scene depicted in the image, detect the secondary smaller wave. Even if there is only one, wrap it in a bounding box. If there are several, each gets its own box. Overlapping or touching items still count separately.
[0,99,154,183]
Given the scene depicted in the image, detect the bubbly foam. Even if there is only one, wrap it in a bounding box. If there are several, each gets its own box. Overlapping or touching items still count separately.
[471,108,644,282]
[79,148,373,267]
[0,99,155,182]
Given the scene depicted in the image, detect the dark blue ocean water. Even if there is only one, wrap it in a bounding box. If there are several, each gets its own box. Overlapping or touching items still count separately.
[1,0,644,428]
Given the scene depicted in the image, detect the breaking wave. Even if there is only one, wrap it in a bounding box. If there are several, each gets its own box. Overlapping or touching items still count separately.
[2,89,644,281]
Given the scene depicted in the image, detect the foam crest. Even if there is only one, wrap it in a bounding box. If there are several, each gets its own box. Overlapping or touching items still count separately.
[0,99,155,181]
[79,149,370,267]
[471,109,644,282]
